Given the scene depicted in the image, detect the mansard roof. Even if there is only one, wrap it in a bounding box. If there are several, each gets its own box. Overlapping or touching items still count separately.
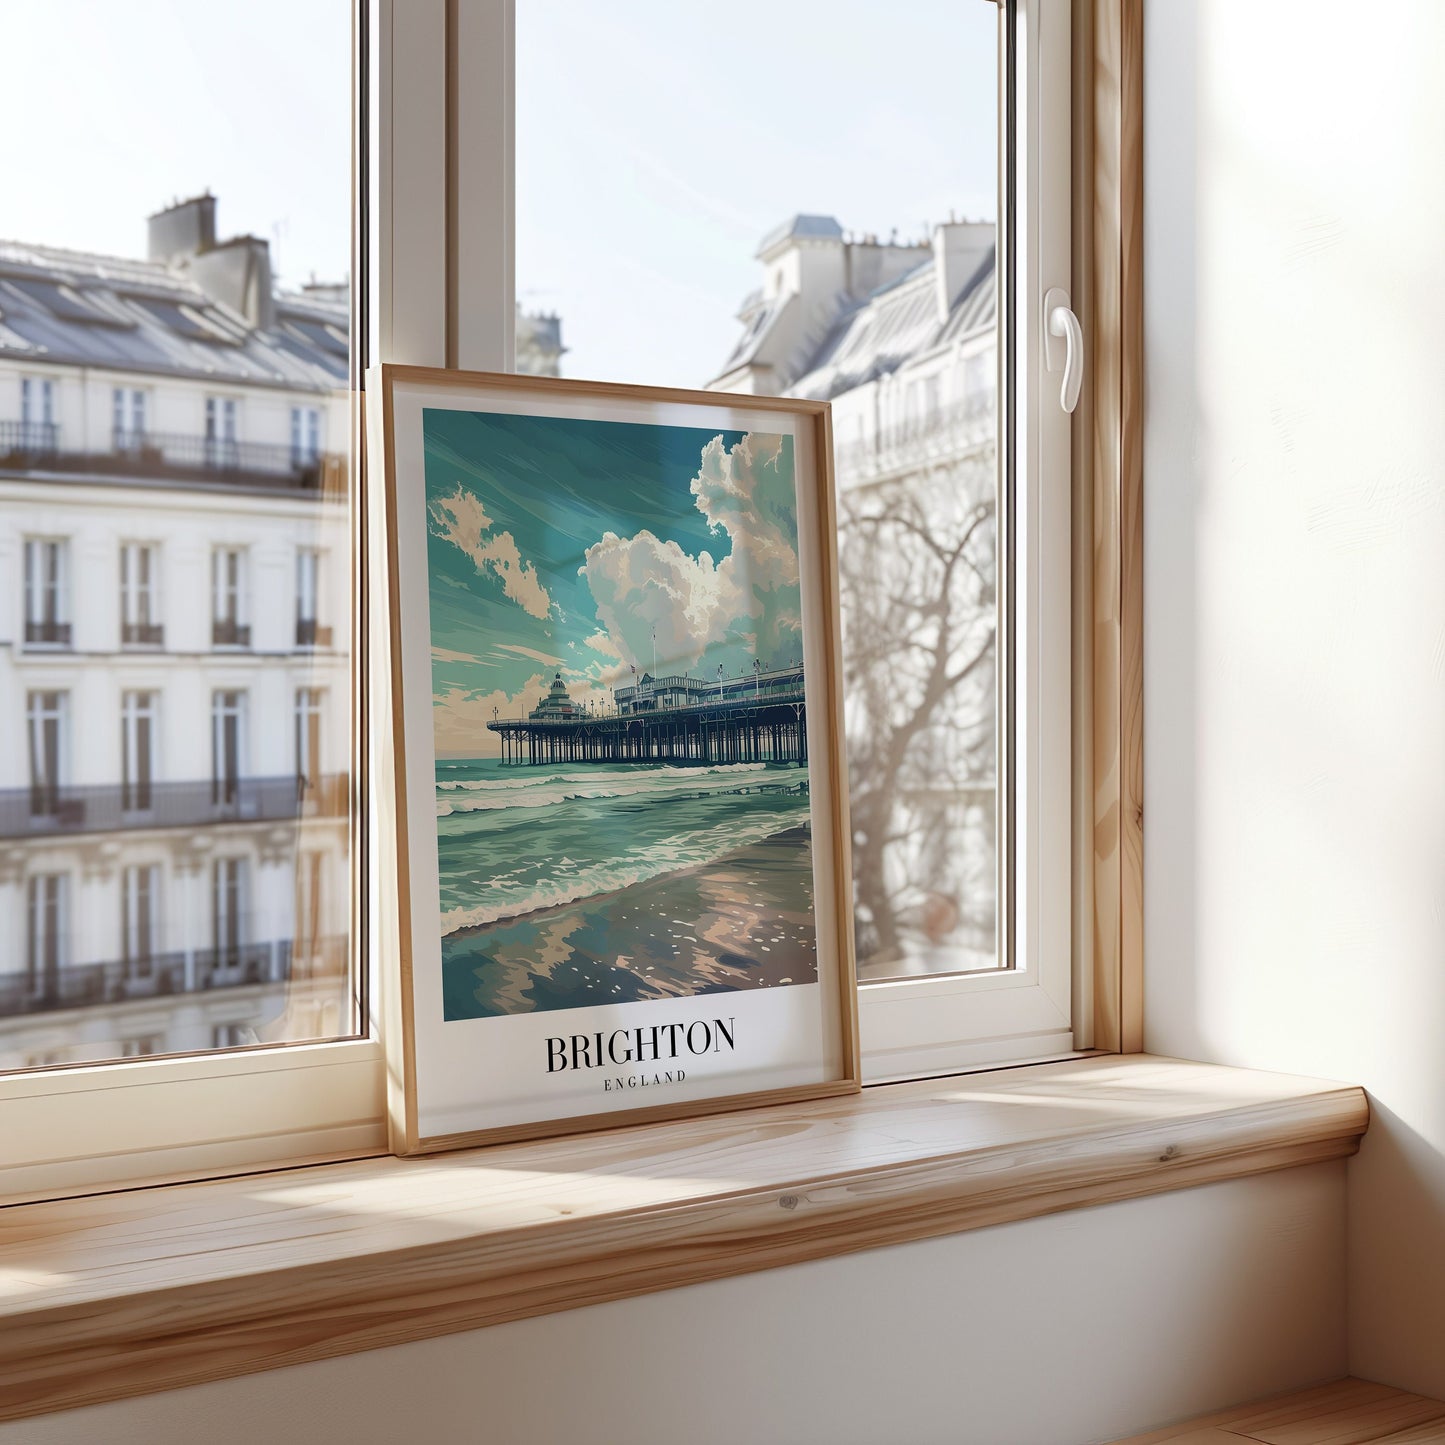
[788,246,996,402]
[0,239,347,393]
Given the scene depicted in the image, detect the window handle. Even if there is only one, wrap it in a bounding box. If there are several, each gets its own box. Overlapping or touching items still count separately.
[1043,287,1084,415]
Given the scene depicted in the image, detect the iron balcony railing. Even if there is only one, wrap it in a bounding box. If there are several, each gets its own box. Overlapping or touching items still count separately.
[23,619,71,646]
[833,393,995,481]
[5,772,348,838]
[122,621,164,647]
[295,618,334,648]
[0,420,344,494]
[211,618,252,648]
[0,934,349,1019]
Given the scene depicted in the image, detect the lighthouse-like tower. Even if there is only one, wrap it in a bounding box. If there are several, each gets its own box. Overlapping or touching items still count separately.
[528,674,581,721]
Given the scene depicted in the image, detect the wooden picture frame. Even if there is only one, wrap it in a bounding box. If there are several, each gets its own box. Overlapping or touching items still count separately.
[368,364,860,1155]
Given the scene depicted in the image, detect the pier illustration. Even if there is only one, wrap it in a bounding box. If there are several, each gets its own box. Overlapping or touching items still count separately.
[487,666,807,767]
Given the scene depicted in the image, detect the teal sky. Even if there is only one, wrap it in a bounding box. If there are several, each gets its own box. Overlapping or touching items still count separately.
[425,409,801,757]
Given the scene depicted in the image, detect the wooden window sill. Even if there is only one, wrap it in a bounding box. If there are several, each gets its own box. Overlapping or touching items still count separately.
[0,1054,1367,1422]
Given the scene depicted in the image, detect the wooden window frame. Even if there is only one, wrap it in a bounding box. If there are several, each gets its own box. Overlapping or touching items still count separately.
[0,0,1144,1203]
[1075,0,1145,1051]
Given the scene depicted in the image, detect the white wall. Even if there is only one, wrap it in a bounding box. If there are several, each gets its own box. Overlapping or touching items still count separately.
[0,1166,1345,1445]
[1144,0,1445,1397]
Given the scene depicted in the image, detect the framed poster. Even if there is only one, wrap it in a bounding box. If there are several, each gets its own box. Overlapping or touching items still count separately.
[370,365,859,1154]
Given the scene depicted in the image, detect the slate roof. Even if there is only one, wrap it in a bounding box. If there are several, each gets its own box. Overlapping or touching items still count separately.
[788,246,996,401]
[755,214,845,257]
[0,240,347,393]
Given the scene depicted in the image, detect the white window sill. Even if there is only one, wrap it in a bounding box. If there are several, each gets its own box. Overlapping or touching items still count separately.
[0,1054,1367,1422]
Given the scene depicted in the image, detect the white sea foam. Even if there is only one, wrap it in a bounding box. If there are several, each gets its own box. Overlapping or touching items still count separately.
[438,807,806,934]
[434,763,784,817]
[435,761,765,794]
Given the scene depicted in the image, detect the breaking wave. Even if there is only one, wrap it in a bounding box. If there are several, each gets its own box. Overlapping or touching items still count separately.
[438,806,804,934]
[435,762,781,817]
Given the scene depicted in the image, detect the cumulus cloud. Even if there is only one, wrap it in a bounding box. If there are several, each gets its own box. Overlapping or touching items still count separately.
[432,645,480,665]
[579,433,801,672]
[429,485,552,620]
[582,529,727,672]
[496,642,564,666]
[583,630,623,659]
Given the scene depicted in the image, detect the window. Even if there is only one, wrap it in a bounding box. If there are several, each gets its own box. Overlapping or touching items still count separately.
[296,548,330,647]
[211,690,247,806]
[291,405,321,466]
[120,542,162,646]
[113,387,147,451]
[121,690,157,813]
[295,849,324,971]
[295,687,322,795]
[25,874,67,1002]
[20,376,56,447]
[120,864,160,978]
[205,396,239,468]
[514,0,1075,1075]
[211,1022,254,1050]
[26,690,67,820]
[2,0,1080,1199]
[23,538,70,647]
[211,547,249,648]
[2,0,360,1193]
[211,857,248,975]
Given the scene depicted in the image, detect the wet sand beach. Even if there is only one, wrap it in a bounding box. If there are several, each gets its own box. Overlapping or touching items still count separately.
[441,826,817,1020]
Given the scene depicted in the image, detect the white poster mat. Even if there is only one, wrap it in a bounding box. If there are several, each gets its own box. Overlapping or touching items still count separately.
[387,377,847,1140]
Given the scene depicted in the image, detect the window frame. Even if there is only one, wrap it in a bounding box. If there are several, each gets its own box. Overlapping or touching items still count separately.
[455,0,1078,1081]
[0,0,1118,1205]
[0,0,401,1204]
[852,0,1078,1081]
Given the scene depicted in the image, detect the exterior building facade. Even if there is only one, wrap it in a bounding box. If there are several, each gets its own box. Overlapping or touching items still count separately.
[0,196,353,1068]
[515,307,565,377]
[711,215,999,978]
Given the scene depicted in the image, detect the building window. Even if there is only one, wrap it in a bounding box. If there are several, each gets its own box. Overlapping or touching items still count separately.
[295,687,323,794]
[121,864,161,978]
[290,405,321,466]
[26,873,67,1001]
[20,376,56,450]
[295,850,324,969]
[121,690,157,813]
[26,690,67,819]
[211,690,246,806]
[120,542,162,646]
[112,387,147,452]
[121,1036,162,1059]
[211,858,248,973]
[211,547,249,647]
[205,396,238,468]
[211,1022,253,1050]
[296,548,329,647]
[23,537,71,647]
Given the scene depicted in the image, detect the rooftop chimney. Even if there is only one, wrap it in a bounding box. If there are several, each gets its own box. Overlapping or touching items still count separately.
[147,193,216,266]
[932,220,994,324]
[188,236,275,330]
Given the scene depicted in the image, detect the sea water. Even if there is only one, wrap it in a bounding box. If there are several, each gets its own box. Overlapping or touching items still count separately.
[434,757,817,1019]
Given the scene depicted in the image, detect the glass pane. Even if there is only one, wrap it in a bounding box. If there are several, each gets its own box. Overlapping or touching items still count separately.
[0,0,356,1070]
[517,0,1000,982]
